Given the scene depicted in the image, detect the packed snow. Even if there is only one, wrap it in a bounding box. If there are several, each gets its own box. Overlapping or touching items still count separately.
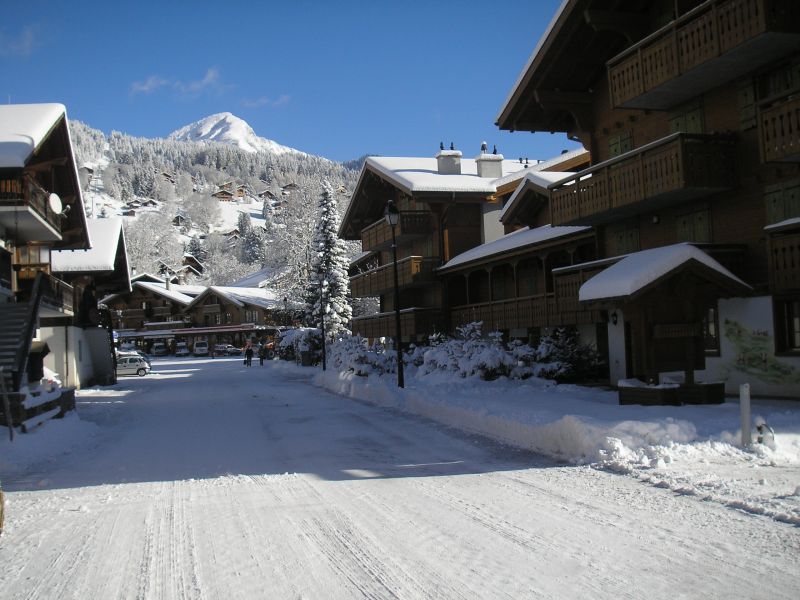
[1,357,798,598]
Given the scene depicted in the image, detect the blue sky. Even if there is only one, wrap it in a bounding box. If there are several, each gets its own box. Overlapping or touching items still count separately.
[1,0,577,162]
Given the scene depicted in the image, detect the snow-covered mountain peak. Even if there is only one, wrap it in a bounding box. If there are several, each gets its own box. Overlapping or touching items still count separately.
[168,112,298,155]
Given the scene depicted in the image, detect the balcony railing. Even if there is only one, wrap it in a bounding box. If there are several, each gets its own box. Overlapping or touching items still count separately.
[351,308,442,340]
[15,270,74,314]
[360,211,433,252]
[608,0,800,109]
[0,176,62,238]
[549,133,736,226]
[349,256,439,298]
[760,94,800,162]
[450,294,557,331]
[552,270,605,325]
[769,231,800,292]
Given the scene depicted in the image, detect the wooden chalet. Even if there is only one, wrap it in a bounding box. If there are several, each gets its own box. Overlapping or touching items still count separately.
[212,189,235,201]
[341,147,555,342]
[0,103,94,429]
[496,0,800,399]
[104,280,193,332]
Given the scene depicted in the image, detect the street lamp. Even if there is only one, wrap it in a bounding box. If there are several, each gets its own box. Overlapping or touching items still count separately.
[385,199,404,388]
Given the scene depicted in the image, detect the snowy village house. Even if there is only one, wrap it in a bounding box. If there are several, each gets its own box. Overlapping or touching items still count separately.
[495,0,800,400]
[0,103,99,427]
[340,149,585,341]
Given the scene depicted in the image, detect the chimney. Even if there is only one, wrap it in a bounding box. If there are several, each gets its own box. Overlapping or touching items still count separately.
[436,142,462,175]
[475,149,504,178]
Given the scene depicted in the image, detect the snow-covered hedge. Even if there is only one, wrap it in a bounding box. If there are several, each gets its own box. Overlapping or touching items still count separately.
[326,322,600,383]
[276,327,323,362]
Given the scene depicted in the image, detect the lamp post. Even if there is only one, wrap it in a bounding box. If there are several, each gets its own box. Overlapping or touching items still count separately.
[319,279,326,371]
[283,296,289,326]
[385,199,404,388]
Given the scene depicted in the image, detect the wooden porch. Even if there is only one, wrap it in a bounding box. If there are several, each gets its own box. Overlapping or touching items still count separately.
[550,133,736,226]
[607,0,800,110]
[351,308,443,341]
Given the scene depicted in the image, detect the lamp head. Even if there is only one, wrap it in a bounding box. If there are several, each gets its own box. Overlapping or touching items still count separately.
[384,199,399,227]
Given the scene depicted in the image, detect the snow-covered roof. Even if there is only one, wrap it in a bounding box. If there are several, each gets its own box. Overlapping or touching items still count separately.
[134,281,194,305]
[764,217,800,233]
[51,218,125,273]
[579,244,751,302]
[440,224,592,272]
[171,283,206,297]
[229,266,287,289]
[186,285,283,310]
[131,272,165,284]
[365,156,530,194]
[0,103,66,168]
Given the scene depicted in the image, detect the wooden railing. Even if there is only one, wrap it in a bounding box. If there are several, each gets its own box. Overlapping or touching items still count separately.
[550,133,736,225]
[349,256,439,298]
[450,294,557,331]
[552,270,604,325]
[360,211,432,252]
[760,94,800,163]
[608,0,800,109]
[39,272,74,313]
[0,176,62,235]
[769,231,800,292]
[351,308,443,340]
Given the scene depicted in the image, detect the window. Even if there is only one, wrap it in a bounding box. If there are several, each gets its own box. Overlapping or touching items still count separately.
[737,78,757,130]
[703,305,720,356]
[676,207,711,243]
[214,313,221,325]
[775,297,800,353]
[765,180,800,225]
[608,131,632,158]
[225,312,232,324]
[669,100,704,134]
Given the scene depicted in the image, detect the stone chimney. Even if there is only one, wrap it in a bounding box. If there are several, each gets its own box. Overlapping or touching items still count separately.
[475,151,504,178]
[436,142,462,175]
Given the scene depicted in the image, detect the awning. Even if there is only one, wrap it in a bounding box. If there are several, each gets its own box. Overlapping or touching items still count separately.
[579,243,751,305]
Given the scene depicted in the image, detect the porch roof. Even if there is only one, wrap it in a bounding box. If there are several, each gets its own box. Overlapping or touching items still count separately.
[579,244,751,303]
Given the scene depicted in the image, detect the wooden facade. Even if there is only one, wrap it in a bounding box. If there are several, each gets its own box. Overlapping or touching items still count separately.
[496,0,800,392]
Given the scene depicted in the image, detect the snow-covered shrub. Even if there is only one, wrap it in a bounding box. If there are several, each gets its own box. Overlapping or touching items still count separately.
[276,327,322,362]
[417,322,516,380]
[328,335,389,376]
[535,327,600,383]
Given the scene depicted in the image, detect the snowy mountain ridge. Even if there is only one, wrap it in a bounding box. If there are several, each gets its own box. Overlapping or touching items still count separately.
[168,112,301,156]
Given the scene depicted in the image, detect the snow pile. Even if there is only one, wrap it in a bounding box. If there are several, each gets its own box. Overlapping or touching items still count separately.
[307,364,800,524]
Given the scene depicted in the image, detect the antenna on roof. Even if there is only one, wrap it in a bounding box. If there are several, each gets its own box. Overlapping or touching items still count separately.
[450,142,455,150]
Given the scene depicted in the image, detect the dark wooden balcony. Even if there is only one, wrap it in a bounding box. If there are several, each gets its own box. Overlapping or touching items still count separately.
[550,133,736,226]
[552,270,604,326]
[0,176,63,242]
[608,0,800,110]
[15,270,74,315]
[360,211,433,252]
[450,294,557,331]
[760,94,800,162]
[349,256,439,298]
[769,230,800,292]
[351,308,443,340]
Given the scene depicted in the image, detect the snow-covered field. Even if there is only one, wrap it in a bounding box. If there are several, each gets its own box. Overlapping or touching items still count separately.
[1,358,798,599]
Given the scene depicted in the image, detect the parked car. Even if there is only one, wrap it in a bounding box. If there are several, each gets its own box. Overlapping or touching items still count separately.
[151,342,168,356]
[117,350,151,367]
[193,341,209,356]
[226,345,242,356]
[174,342,190,357]
[116,355,151,377]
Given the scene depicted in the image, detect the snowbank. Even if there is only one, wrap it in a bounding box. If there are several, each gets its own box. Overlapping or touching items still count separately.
[307,366,800,525]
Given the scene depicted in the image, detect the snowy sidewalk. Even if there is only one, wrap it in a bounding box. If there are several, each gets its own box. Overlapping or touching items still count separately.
[299,362,800,525]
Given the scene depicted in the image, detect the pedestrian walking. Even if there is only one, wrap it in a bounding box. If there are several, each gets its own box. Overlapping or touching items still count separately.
[245,345,254,367]
[258,345,266,366]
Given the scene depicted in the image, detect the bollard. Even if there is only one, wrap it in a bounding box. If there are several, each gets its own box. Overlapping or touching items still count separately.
[740,383,751,448]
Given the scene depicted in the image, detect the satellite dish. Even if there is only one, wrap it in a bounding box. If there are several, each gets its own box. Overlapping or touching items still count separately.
[48,193,62,214]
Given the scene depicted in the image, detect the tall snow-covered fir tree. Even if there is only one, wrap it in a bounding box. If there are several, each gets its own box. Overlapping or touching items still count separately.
[305,181,352,337]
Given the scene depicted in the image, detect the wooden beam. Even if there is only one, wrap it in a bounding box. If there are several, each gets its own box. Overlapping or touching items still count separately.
[534,90,593,110]
[23,157,68,173]
[583,9,648,43]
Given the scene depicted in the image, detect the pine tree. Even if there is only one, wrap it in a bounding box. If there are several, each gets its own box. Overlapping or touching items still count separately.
[305,181,352,337]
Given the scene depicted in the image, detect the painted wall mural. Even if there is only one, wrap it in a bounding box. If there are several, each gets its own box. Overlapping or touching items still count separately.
[722,319,800,385]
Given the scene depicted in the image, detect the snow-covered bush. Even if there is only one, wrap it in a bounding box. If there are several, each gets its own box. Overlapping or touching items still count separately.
[535,327,600,383]
[328,335,391,376]
[417,322,517,380]
[277,327,322,362]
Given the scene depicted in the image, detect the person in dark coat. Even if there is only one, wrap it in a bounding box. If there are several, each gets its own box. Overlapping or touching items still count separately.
[258,344,267,366]
[244,345,254,367]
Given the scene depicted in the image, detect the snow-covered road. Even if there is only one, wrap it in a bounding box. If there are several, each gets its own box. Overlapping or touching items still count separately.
[1,358,798,599]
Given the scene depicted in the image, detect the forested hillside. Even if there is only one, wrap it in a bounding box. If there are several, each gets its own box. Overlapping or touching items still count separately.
[68,118,362,298]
